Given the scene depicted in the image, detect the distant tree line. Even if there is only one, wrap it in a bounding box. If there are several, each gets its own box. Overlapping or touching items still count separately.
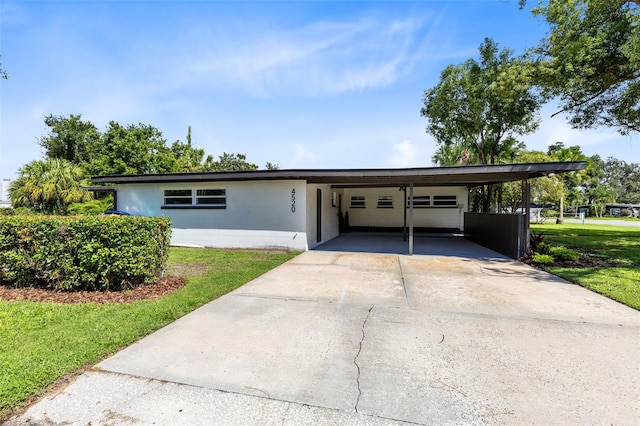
[9,114,278,214]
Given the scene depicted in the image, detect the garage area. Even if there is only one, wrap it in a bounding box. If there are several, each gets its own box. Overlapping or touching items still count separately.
[315,231,507,258]
[306,161,588,258]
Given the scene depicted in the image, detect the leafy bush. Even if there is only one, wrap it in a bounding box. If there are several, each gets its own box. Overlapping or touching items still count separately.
[530,230,545,252]
[67,195,113,216]
[536,241,550,254]
[0,215,171,291]
[532,253,554,264]
[541,209,558,218]
[1,207,36,216]
[548,245,579,261]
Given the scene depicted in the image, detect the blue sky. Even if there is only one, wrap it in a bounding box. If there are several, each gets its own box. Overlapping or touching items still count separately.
[1,0,638,181]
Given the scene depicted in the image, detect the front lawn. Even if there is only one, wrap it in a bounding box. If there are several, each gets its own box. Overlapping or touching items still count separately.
[530,223,640,310]
[0,247,297,419]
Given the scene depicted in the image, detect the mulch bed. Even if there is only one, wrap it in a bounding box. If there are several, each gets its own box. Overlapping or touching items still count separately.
[521,250,620,269]
[0,276,187,304]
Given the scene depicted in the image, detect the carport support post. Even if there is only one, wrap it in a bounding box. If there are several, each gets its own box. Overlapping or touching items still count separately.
[409,183,414,255]
[403,187,407,242]
[520,179,531,256]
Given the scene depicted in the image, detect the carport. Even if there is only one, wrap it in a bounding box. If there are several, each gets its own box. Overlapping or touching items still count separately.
[304,161,586,258]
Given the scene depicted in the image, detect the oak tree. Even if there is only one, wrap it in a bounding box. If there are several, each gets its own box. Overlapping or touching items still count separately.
[526,0,640,134]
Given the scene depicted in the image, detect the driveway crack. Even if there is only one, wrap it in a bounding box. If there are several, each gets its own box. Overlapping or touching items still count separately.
[354,304,374,413]
[397,256,410,307]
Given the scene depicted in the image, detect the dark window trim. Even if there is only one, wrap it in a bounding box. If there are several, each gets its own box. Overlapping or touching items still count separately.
[162,187,226,208]
[377,195,394,209]
[408,195,431,208]
[161,205,226,210]
[350,195,366,209]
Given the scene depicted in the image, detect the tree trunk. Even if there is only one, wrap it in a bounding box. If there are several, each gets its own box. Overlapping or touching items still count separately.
[556,196,564,224]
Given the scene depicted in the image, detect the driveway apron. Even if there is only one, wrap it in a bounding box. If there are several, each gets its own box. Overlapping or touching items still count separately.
[8,250,640,425]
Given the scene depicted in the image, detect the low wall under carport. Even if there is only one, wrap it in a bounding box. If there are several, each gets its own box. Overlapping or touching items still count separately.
[464,212,524,259]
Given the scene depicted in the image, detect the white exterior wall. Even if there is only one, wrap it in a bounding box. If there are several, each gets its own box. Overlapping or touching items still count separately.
[342,186,468,230]
[0,179,11,208]
[305,184,340,249]
[115,180,309,250]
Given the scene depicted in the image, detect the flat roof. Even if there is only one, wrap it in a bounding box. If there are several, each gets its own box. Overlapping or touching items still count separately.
[91,161,587,187]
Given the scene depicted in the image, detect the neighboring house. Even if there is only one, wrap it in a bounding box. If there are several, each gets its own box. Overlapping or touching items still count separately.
[0,179,11,208]
[605,203,640,218]
[92,162,586,258]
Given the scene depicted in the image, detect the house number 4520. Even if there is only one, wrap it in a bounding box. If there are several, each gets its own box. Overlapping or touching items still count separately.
[291,188,296,213]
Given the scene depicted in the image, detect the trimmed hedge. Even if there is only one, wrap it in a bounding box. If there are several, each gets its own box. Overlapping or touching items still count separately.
[0,215,171,291]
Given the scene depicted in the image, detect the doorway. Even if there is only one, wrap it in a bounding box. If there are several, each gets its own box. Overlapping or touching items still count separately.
[316,189,322,243]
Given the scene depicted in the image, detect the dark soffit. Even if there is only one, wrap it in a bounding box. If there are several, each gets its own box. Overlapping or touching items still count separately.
[91,161,587,187]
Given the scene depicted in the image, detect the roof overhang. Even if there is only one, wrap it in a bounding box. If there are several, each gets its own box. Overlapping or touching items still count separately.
[91,161,587,188]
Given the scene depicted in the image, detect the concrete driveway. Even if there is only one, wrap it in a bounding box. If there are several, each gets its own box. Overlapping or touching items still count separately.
[9,248,640,425]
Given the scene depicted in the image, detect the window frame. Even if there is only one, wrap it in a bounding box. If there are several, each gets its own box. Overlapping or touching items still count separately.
[432,195,457,207]
[350,195,366,209]
[161,188,227,209]
[407,195,431,208]
[407,195,459,208]
[377,195,393,209]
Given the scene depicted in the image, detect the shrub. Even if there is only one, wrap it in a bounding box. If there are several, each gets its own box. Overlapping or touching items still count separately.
[0,215,171,291]
[541,209,558,218]
[532,253,554,264]
[0,208,15,216]
[548,245,579,261]
[67,198,111,216]
[530,230,545,252]
[535,241,549,254]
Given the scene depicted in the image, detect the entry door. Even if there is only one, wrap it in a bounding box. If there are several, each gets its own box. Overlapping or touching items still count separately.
[316,189,322,243]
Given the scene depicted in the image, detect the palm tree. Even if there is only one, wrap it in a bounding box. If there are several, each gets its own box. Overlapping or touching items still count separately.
[588,184,617,218]
[9,158,92,214]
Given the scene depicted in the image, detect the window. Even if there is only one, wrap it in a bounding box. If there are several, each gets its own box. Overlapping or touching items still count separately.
[408,195,430,208]
[350,196,365,208]
[377,195,393,208]
[433,195,457,207]
[196,189,226,206]
[163,189,193,206]
[406,195,457,208]
[162,188,226,209]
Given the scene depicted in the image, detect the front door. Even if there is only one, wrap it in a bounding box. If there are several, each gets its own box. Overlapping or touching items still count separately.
[316,189,322,243]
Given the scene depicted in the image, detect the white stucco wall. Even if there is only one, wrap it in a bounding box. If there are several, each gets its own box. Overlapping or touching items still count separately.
[305,184,340,249]
[0,179,11,208]
[115,180,309,250]
[114,180,468,249]
[342,186,468,230]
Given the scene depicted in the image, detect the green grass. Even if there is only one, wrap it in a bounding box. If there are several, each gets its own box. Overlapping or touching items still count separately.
[531,223,640,310]
[0,247,298,419]
[566,216,640,221]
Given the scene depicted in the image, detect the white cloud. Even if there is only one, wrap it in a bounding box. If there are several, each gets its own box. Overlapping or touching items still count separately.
[389,140,424,168]
[181,14,442,97]
[289,143,317,168]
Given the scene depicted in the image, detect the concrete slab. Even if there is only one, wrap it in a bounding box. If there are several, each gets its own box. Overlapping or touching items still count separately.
[400,256,640,325]
[97,295,370,412]
[357,307,640,425]
[6,371,409,426]
[236,252,407,307]
[8,249,640,425]
[315,232,508,259]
